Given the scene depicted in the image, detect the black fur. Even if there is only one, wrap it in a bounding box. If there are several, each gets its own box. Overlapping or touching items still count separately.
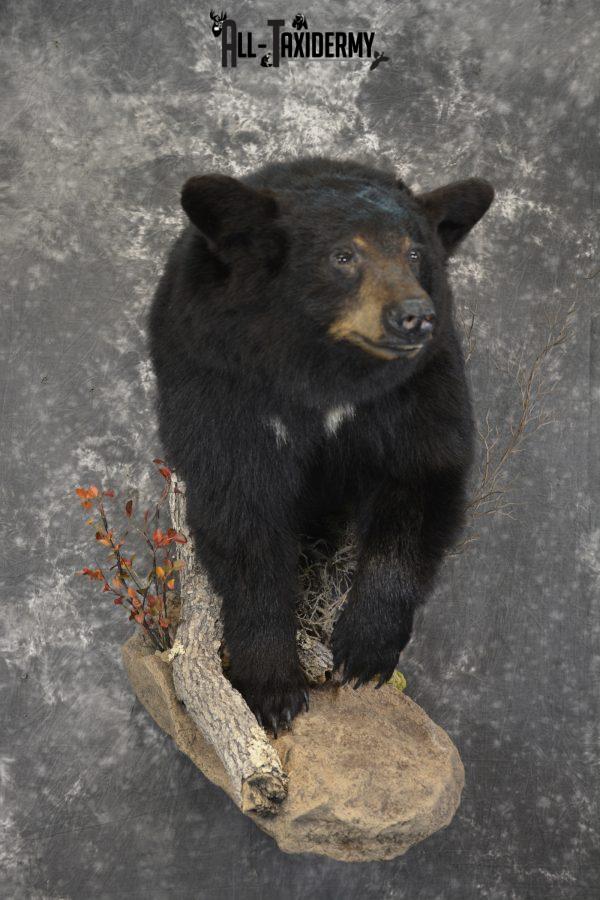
[148,157,493,732]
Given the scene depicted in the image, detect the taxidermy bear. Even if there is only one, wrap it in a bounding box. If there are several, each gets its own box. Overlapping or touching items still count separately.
[148,157,494,733]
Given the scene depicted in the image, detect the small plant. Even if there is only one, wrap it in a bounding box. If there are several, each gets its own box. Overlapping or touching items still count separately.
[76,459,187,651]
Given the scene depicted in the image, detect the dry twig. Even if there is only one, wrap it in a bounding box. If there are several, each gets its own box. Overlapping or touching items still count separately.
[453,299,576,552]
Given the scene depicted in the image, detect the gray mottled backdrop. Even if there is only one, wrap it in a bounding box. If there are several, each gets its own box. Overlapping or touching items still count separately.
[1,0,599,897]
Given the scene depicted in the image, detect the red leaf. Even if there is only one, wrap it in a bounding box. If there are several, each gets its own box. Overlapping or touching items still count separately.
[158,466,172,480]
[113,597,123,605]
[103,489,115,498]
[134,612,144,624]
[153,458,166,465]
[81,567,103,580]
[125,499,133,518]
[152,528,164,547]
[159,617,170,629]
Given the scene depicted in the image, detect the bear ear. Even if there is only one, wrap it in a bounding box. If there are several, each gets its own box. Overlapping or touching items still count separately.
[180,174,279,244]
[416,178,494,255]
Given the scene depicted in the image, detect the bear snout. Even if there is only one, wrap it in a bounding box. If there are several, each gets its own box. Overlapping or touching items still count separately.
[384,298,436,344]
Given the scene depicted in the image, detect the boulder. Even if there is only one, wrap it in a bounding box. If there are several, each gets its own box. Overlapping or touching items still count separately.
[122,633,464,861]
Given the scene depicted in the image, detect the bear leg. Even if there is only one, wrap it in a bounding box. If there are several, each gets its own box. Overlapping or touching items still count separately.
[332,468,468,687]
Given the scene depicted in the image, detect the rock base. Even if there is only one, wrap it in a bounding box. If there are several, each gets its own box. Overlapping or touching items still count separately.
[122,633,464,861]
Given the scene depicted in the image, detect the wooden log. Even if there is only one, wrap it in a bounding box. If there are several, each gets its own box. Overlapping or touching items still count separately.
[167,473,334,815]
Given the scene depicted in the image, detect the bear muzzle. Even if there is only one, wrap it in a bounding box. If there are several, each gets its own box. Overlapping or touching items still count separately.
[383,297,436,348]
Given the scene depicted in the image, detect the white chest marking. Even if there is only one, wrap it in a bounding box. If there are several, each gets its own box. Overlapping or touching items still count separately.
[324,403,355,437]
[266,415,290,448]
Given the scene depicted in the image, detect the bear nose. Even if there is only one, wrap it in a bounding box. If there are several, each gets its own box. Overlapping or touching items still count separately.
[385,298,436,340]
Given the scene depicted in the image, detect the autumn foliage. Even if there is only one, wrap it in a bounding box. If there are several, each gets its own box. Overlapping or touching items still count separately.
[76,459,187,651]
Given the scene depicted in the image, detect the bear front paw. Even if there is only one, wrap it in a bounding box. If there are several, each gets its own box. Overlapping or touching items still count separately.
[331,598,412,689]
[229,666,309,736]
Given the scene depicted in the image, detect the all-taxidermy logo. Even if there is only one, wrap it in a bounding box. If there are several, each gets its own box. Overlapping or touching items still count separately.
[209,10,390,70]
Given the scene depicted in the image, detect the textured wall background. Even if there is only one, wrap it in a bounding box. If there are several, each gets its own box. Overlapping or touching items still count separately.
[1,1,599,897]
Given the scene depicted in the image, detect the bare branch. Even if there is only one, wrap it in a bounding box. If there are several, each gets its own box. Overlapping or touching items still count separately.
[456,298,576,552]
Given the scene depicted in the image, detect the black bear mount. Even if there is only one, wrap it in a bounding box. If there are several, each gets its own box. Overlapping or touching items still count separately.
[149,157,494,733]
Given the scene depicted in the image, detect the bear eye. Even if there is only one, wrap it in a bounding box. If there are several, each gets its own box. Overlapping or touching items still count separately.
[407,247,421,262]
[332,249,355,265]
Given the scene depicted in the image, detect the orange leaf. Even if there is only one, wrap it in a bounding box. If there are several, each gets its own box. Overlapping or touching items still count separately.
[132,596,142,609]
[134,612,144,624]
[155,566,165,579]
[76,485,100,500]
[152,528,164,547]
[127,586,137,600]
[158,466,172,479]
[159,617,170,629]
[81,567,103,580]
[166,579,175,589]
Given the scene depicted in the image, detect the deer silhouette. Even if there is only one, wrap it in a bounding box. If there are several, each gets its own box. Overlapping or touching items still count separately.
[209,9,228,37]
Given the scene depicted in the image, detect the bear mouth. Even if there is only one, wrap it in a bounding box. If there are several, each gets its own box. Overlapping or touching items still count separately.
[349,333,424,360]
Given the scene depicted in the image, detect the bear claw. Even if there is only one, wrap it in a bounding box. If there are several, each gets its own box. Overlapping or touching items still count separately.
[242,681,309,735]
[333,635,402,691]
[331,595,410,691]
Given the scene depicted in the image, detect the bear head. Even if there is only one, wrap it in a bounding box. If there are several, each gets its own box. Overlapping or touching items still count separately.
[178,159,493,403]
